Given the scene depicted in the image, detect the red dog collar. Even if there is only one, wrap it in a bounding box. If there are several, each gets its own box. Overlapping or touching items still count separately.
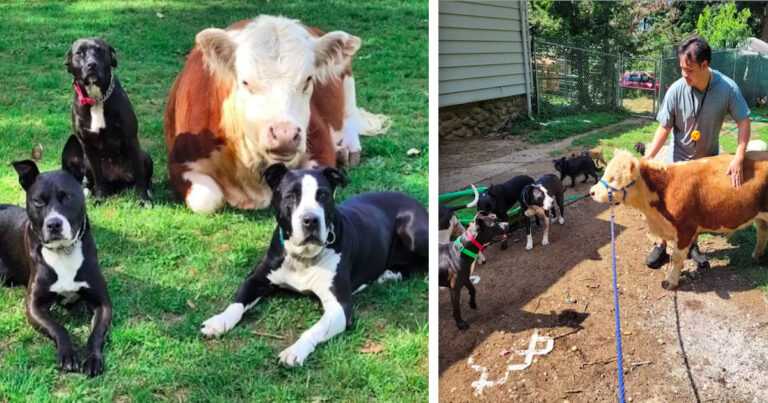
[463,230,485,252]
[73,82,96,106]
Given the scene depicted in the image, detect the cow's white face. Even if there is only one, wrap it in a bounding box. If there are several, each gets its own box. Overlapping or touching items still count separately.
[590,150,639,204]
[196,15,361,166]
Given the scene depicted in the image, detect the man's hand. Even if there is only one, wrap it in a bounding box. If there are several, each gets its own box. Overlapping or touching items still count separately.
[726,155,744,188]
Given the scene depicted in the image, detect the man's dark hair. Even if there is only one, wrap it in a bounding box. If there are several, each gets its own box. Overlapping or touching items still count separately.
[677,35,712,65]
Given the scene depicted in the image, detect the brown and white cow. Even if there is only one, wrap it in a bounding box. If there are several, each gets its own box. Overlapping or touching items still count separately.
[164,15,388,214]
[590,150,768,289]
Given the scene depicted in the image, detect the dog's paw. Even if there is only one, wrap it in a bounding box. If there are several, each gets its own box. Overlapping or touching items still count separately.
[456,320,469,331]
[558,217,565,225]
[57,348,80,372]
[542,238,550,246]
[201,306,242,337]
[279,340,314,367]
[377,270,402,284]
[469,300,478,310]
[469,275,481,285]
[82,353,104,377]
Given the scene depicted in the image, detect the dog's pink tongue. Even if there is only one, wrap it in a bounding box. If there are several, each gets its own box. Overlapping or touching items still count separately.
[73,82,96,106]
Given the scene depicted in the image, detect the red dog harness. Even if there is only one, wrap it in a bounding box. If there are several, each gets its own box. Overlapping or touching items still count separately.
[454,229,486,260]
[73,82,96,106]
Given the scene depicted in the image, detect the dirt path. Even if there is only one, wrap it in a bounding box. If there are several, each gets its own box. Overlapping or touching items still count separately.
[438,117,649,193]
[438,130,768,402]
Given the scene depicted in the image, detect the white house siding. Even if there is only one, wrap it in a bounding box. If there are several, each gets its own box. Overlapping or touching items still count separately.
[439,0,532,112]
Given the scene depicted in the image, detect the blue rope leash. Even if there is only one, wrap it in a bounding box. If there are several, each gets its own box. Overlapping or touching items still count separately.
[609,202,627,403]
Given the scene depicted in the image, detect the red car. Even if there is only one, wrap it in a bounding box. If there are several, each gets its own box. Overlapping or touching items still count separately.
[619,71,659,91]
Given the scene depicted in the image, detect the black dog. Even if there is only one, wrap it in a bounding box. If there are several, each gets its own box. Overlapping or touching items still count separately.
[476,175,534,249]
[634,142,646,156]
[0,158,112,377]
[519,174,565,250]
[65,38,152,204]
[200,164,427,367]
[553,155,599,188]
[439,212,507,330]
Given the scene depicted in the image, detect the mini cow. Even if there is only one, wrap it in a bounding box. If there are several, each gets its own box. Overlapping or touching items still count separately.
[591,150,768,289]
[165,15,388,214]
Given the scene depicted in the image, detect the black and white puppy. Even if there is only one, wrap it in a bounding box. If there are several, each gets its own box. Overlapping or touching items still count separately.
[476,175,534,249]
[439,212,507,330]
[519,174,565,250]
[0,157,112,377]
[200,164,428,367]
[65,38,153,204]
[553,154,599,188]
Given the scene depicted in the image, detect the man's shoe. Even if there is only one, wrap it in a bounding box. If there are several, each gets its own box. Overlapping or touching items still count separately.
[646,245,669,269]
[688,243,710,270]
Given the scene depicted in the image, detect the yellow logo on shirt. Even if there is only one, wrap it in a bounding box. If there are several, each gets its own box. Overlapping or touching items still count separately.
[691,130,701,141]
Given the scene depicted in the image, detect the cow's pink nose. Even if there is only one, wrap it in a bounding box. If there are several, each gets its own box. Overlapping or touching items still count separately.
[266,122,302,156]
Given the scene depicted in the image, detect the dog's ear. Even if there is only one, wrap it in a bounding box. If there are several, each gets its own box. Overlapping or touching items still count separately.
[109,45,118,68]
[11,160,40,191]
[322,167,348,189]
[64,48,74,74]
[61,135,85,183]
[264,163,289,190]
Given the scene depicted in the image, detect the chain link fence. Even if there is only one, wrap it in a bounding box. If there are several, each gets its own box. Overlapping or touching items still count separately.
[532,40,620,116]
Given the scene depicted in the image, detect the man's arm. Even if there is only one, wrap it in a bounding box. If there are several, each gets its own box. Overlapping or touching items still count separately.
[726,118,751,188]
[645,125,672,159]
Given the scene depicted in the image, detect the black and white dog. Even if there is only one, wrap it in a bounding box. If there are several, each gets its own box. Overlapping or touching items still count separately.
[439,212,507,330]
[201,164,428,366]
[0,157,112,377]
[476,175,534,249]
[65,38,153,204]
[519,174,565,250]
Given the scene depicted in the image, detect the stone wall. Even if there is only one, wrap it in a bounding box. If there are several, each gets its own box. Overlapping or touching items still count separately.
[439,95,528,139]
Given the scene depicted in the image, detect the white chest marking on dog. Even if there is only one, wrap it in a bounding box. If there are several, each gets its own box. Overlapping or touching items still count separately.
[89,103,106,132]
[267,249,340,294]
[85,84,106,132]
[42,241,89,294]
[267,249,347,367]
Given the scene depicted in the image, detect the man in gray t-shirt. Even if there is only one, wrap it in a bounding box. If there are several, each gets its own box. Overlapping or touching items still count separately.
[644,35,752,270]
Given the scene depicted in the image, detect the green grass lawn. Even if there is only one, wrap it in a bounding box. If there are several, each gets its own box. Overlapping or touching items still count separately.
[0,1,427,401]
[523,111,629,144]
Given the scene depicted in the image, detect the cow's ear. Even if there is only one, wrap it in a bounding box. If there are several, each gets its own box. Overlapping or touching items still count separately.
[196,28,236,79]
[314,31,360,83]
[11,160,40,191]
[264,163,289,190]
